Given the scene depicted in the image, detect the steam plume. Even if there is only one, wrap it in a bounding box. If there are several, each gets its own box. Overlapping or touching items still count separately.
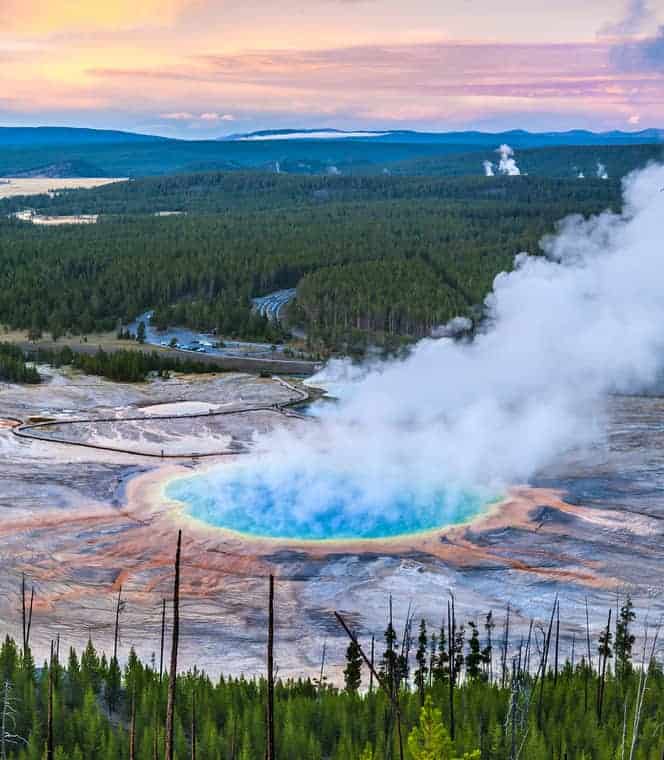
[597,161,609,179]
[196,164,664,532]
[483,160,495,177]
[497,144,521,176]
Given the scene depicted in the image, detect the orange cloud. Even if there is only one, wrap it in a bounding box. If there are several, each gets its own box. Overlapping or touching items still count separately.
[1,0,198,35]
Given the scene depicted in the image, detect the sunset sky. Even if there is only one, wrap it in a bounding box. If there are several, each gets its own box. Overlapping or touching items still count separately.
[1,0,663,137]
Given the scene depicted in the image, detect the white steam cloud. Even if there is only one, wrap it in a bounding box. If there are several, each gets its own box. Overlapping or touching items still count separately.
[497,144,521,176]
[197,164,664,532]
[483,146,520,177]
[597,161,609,179]
[431,316,473,339]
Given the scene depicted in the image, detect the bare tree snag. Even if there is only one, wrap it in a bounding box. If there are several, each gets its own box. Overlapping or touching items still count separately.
[335,611,404,760]
[46,641,54,760]
[164,530,182,760]
[266,574,276,760]
[113,585,123,662]
[191,689,197,760]
[129,688,136,760]
[159,598,167,683]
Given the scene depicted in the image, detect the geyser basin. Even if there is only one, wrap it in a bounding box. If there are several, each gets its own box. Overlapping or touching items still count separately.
[166,462,492,541]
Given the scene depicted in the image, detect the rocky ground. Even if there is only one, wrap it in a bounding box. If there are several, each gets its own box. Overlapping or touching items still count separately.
[1,369,663,681]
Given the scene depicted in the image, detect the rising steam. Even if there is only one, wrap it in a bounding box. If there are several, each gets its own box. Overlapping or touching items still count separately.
[497,144,521,175]
[183,164,664,535]
[484,144,521,177]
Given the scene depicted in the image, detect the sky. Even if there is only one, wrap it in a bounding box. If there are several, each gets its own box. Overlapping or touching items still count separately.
[1,0,663,138]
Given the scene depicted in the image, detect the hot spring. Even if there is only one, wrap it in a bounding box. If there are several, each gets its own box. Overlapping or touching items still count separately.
[166,462,494,541]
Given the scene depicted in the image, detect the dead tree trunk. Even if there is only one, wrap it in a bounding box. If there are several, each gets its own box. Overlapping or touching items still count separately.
[597,609,612,725]
[164,530,182,760]
[501,603,511,689]
[113,586,123,662]
[524,619,533,674]
[1,683,6,760]
[448,597,456,742]
[266,574,276,760]
[159,598,167,683]
[129,688,136,760]
[335,612,404,760]
[554,602,560,686]
[585,597,593,713]
[317,641,327,696]
[509,666,517,760]
[191,689,197,760]
[369,635,375,694]
[20,575,26,657]
[537,597,558,728]
[21,577,34,658]
[46,641,54,760]
[628,621,661,760]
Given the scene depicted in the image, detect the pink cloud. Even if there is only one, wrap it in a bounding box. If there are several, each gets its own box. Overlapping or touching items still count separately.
[89,39,663,105]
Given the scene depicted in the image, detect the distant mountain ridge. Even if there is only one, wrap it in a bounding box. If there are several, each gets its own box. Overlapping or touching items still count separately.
[0,125,661,179]
[0,127,168,146]
[1,125,662,149]
[223,127,664,146]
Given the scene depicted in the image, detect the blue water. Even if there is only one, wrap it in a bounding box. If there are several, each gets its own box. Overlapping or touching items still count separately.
[166,465,491,541]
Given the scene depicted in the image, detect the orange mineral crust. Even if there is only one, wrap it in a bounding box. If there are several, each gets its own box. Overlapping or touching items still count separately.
[1,372,663,678]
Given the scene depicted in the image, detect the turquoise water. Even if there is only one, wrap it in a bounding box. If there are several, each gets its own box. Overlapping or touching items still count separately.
[166,465,491,541]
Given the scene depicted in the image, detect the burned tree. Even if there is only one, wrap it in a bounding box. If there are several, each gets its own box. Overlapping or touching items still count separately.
[266,574,276,760]
[164,530,182,760]
[20,575,34,659]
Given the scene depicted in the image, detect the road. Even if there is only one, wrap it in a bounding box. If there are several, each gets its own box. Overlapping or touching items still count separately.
[252,289,297,322]
[127,309,307,362]
[17,339,319,376]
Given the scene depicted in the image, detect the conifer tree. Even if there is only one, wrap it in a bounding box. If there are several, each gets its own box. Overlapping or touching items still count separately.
[80,639,101,694]
[615,595,635,680]
[380,613,398,697]
[482,611,494,682]
[105,658,121,714]
[407,696,480,760]
[427,633,437,689]
[465,622,483,681]
[432,622,449,684]
[344,641,362,694]
[414,620,428,706]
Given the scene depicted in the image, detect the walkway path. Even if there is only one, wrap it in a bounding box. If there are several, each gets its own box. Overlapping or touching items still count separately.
[11,378,315,459]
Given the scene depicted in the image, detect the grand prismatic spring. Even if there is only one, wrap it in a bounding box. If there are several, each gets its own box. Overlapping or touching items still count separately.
[167,462,494,541]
